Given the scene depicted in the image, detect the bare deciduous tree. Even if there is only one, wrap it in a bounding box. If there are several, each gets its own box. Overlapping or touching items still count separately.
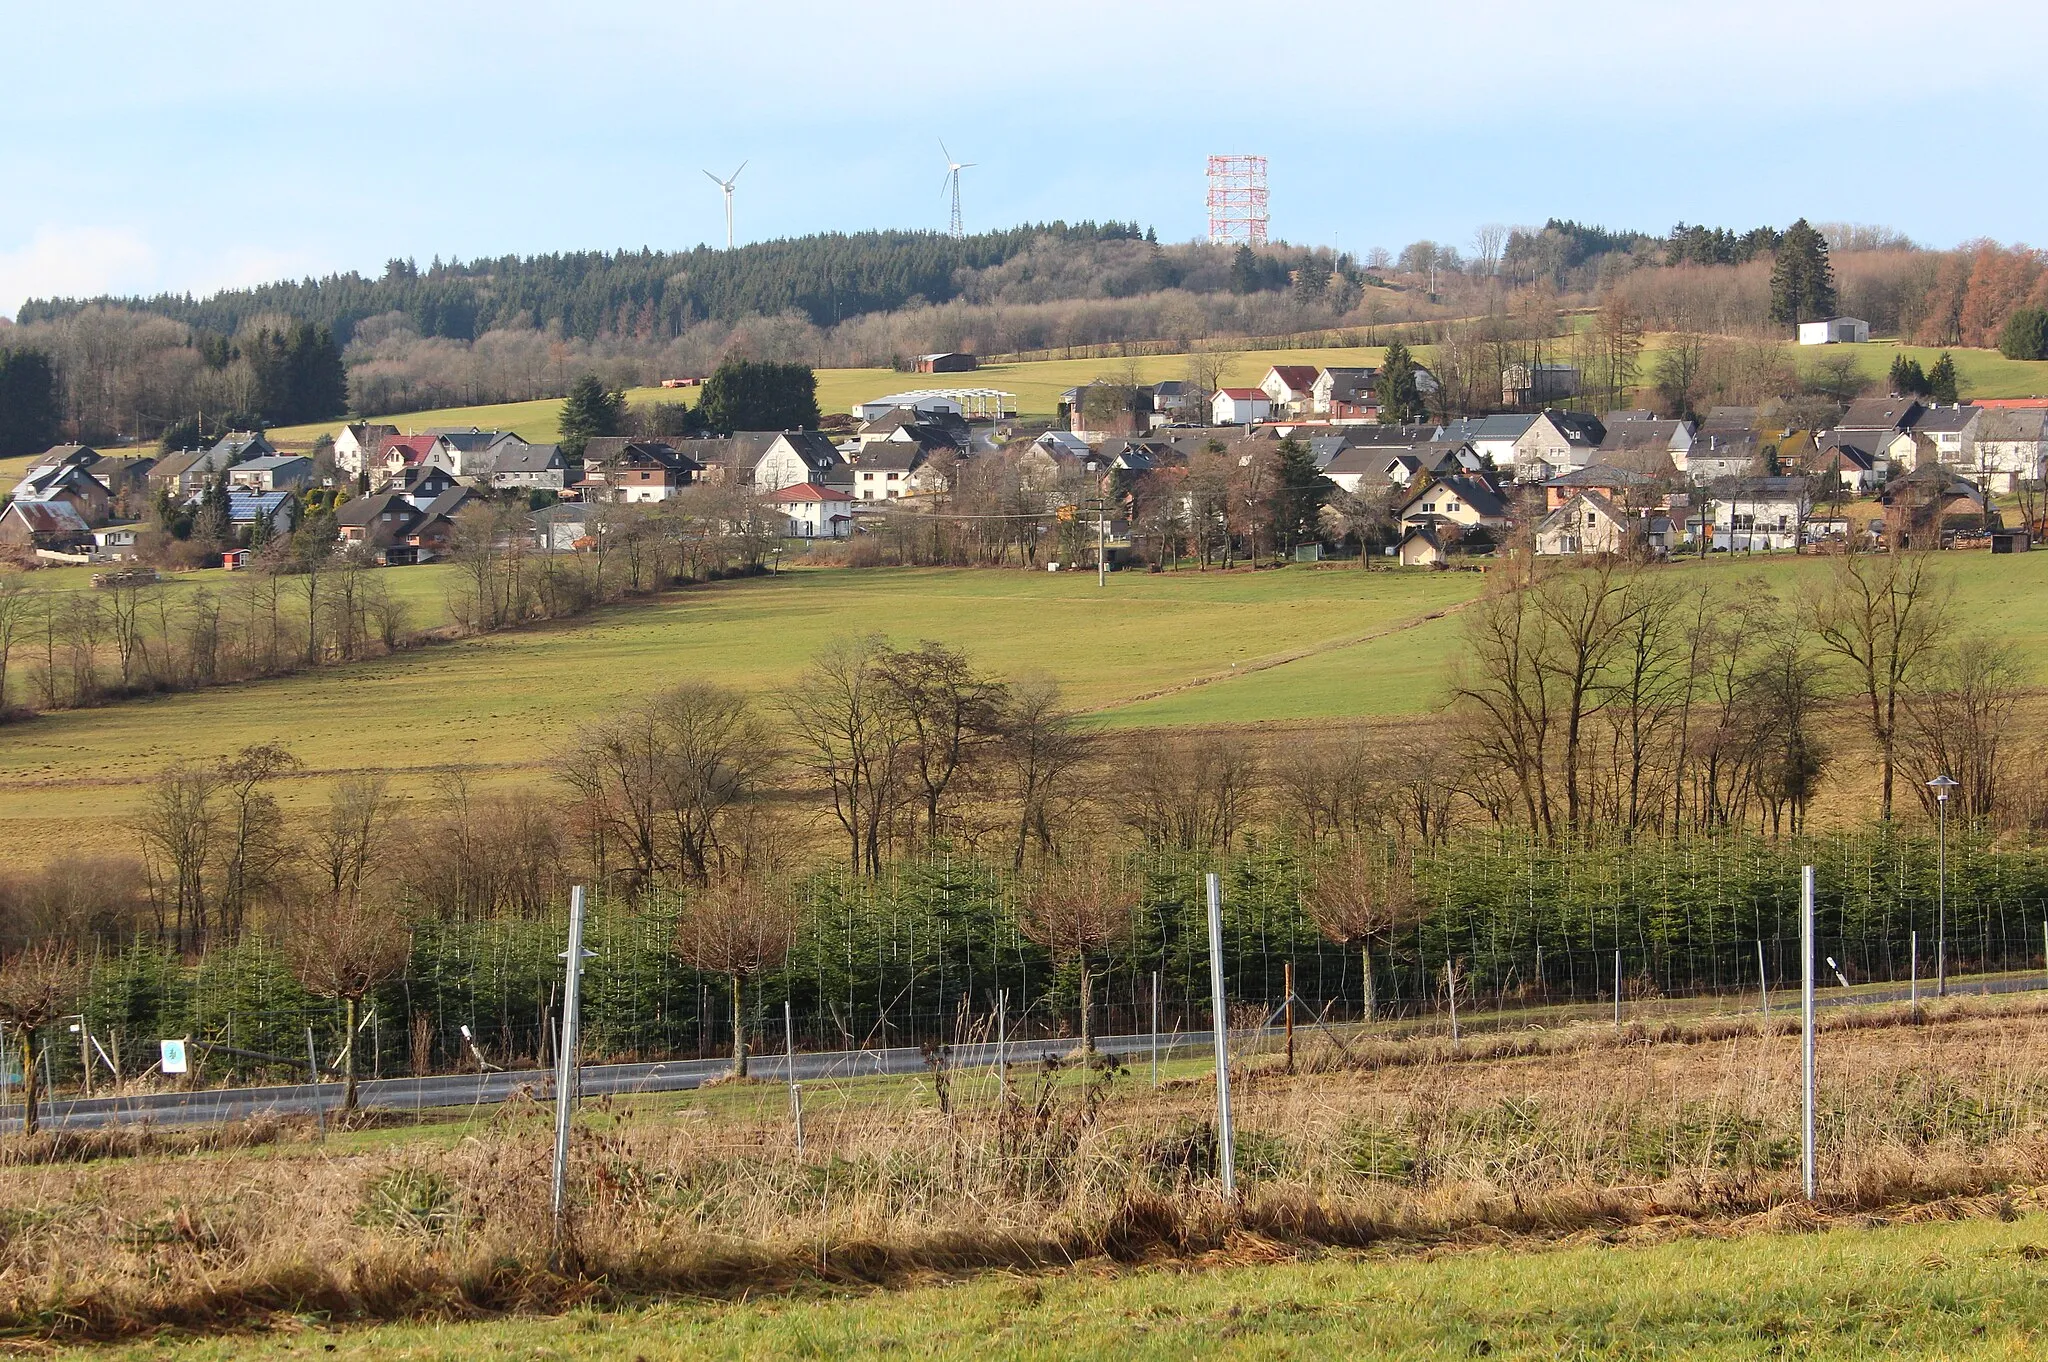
[1307,845,1419,1021]
[1808,550,1950,819]
[781,636,906,875]
[1018,857,1136,1055]
[673,874,799,1078]
[286,893,410,1110]
[1904,636,2023,822]
[994,676,1087,872]
[0,943,86,1134]
[1122,732,1261,851]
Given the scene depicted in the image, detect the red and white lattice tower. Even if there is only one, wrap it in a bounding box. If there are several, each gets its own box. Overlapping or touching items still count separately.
[1205,154,1268,246]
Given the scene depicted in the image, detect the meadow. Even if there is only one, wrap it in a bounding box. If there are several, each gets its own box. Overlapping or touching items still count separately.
[9,547,2048,852]
[246,336,2048,450]
[14,991,2048,1355]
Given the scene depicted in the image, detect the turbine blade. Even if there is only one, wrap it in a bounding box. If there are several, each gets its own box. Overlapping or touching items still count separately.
[960,162,977,170]
[703,169,724,186]
[731,160,747,182]
[939,138,952,163]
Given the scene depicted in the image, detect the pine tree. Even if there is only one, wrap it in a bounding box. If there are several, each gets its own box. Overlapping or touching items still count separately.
[0,348,61,457]
[1768,219,1838,326]
[696,359,820,434]
[558,374,626,458]
[1926,352,1960,404]
[1999,308,2048,361]
[1268,437,1332,553]
[1375,342,1427,423]
[1229,245,1259,295]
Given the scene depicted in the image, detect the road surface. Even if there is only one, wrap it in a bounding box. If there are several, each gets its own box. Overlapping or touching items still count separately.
[8,970,2040,1133]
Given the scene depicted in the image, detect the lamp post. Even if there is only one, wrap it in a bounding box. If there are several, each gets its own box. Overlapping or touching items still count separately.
[1928,774,1959,997]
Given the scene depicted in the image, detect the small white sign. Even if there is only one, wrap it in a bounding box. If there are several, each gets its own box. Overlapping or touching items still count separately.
[160,1039,188,1075]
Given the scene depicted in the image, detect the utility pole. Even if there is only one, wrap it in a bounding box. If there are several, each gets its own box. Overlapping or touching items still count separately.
[551,884,590,1251]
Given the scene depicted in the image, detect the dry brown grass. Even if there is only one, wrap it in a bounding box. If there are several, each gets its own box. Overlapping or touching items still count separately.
[4,996,2048,1343]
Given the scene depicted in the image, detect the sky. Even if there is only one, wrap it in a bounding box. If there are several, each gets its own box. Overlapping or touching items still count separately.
[4,0,2045,321]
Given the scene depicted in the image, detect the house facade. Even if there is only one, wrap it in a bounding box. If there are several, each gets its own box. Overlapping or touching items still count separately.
[1973,409,2048,492]
[752,432,845,494]
[1535,491,1633,556]
[1702,477,1811,551]
[768,482,853,537]
[1259,365,1321,416]
[1211,388,1271,425]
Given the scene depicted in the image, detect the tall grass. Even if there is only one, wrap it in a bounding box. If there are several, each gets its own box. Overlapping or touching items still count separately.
[2,995,2046,1341]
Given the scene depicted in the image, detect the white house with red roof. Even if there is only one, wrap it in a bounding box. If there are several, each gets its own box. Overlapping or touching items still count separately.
[1259,365,1321,415]
[768,482,852,538]
[1211,388,1272,425]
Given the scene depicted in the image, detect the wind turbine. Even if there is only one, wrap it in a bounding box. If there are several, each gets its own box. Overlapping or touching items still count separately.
[703,162,746,249]
[940,141,974,240]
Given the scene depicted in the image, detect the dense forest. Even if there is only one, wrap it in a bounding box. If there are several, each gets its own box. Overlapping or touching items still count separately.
[16,222,1160,344]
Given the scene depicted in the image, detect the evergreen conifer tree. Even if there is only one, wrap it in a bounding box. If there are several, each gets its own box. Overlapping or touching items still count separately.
[1926,352,1960,403]
[558,374,626,458]
[1768,219,1838,326]
[1374,342,1428,423]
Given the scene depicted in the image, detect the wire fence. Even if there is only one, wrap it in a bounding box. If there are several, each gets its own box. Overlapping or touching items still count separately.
[22,827,2048,1095]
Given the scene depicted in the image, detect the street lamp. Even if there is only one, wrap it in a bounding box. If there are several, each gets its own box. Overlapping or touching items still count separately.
[1928,774,1960,997]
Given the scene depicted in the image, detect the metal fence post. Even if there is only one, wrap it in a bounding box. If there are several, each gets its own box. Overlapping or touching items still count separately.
[1205,872,1236,1199]
[784,999,803,1155]
[1801,865,1817,1201]
[1150,971,1160,1089]
[551,884,589,1248]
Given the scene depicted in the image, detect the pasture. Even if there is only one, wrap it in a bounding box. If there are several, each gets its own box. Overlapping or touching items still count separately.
[7,547,2048,852]
[251,337,2048,449]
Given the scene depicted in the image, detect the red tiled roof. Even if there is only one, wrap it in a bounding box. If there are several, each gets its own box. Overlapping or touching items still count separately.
[1266,365,1319,392]
[378,434,436,465]
[1217,388,1267,400]
[768,482,851,502]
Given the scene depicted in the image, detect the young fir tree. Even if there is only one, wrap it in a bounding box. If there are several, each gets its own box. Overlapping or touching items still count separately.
[1888,354,1930,397]
[557,374,626,459]
[1374,341,1428,423]
[193,469,234,546]
[1768,219,1838,326]
[1926,352,1960,403]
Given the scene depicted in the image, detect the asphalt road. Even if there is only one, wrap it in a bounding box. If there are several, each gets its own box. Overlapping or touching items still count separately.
[9,970,2042,1134]
[5,1028,1219,1134]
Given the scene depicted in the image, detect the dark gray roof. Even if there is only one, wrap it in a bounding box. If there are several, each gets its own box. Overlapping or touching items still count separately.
[1839,397,1922,432]
[491,443,563,473]
[774,431,844,470]
[1911,404,1981,434]
[1437,414,1538,442]
[1542,410,1607,446]
[1403,473,1510,520]
[1545,464,1650,488]
[854,444,925,472]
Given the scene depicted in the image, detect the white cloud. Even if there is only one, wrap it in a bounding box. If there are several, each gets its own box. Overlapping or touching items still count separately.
[0,226,157,319]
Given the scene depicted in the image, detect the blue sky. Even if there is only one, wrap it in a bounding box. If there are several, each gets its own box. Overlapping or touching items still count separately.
[3,0,2043,320]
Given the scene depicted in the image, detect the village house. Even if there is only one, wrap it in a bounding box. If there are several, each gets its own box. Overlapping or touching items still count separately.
[1699,476,1811,551]
[11,462,112,525]
[581,441,703,503]
[429,429,529,479]
[1502,363,1580,407]
[487,443,567,491]
[0,498,92,550]
[1258,365,1321,417]
[1397,473,1512,536]
[227,490,297,537]
[1972,408,2048,493]
[849,443,929,502]
[1511,410,1606,481]
[1210,388,1272,425]
[1908,404,1983,471]
[1598,412,1694,468]
[1435,414,1537,471]
[752,432,846,495]
[1541,464,1655,511]
[1396,524,1446,567]
[333,422,400,478]
[768,482,853,538]
[1808,439,1886,494]
[1535,491,1639,557]
[226,455,314,493]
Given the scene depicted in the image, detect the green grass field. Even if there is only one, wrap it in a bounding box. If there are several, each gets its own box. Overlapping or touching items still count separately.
[71,1211,2048,1360]
[10,548,2048,851]
[250,336,2048,451]
[0,564,1480,846]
